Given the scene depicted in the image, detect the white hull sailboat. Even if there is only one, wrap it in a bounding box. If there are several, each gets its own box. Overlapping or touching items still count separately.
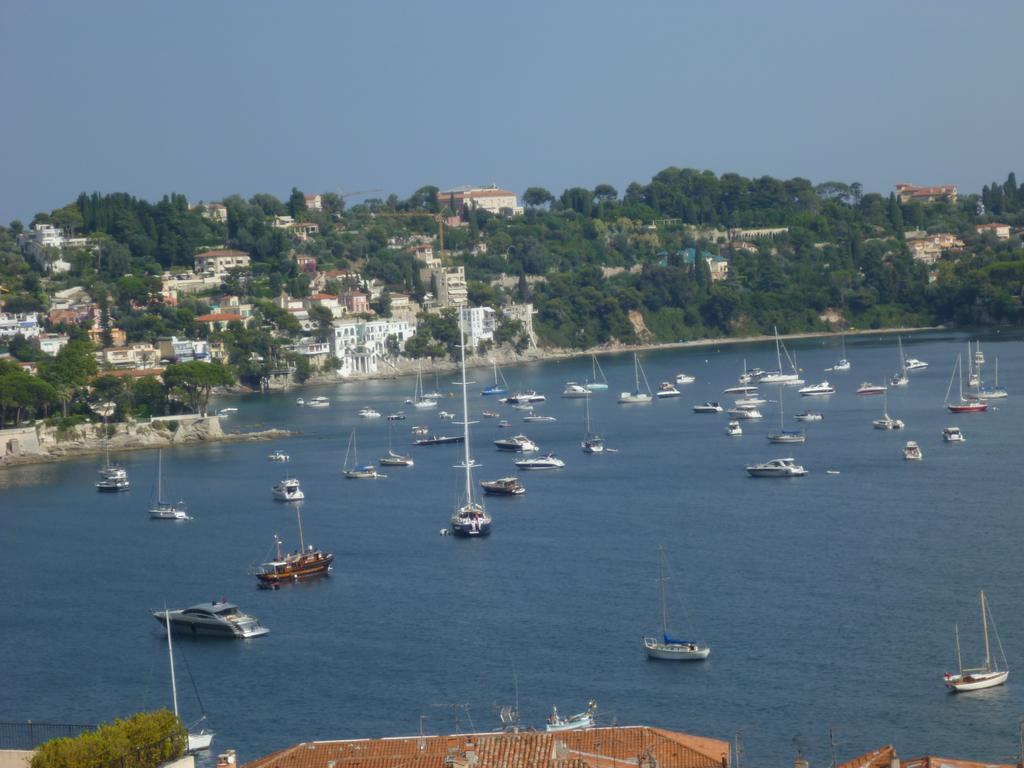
[944,591,1008,692]
[149,450,190,520]
[585,354,609,391]
[826,334,851,372]
[890,336,909,388]
[758,326,803,385]
[872,390,904,430]
[581,393,604,454]
[643,546,709,661]
[409,364,437,409]
[162,609,215,752]
[344,429,383,479]
[767,386,805,444]
[618,353,653,404]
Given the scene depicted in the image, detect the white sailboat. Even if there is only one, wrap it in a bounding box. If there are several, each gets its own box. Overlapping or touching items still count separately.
[617,353,653,403]
[642,547,710,661]
[826,334,851,372]
[767,386,805,444]
[585,354,609,391]
[889,337,909,388]
[379,421,414,467]
[409,364,437,409]
[759,326,802,384]
[581,393,604,454]
[449,309,491,537]
[872,389,904,430]
[149,450,190,520]
[944,591,1009,692]
[344,429,382,479]
[162,609,215,752]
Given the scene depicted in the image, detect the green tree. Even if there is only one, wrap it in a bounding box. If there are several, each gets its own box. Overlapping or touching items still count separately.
[39,339,98,417]
[288,187,307,217]
[163,362,235,416]
[523,187,555,208]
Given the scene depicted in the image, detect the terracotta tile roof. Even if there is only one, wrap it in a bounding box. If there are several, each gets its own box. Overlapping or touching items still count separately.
[904,757,1015,768]
[838,745,896,768]
[243,726,729,768]
[196,313,240,322]
[196,249,250,258]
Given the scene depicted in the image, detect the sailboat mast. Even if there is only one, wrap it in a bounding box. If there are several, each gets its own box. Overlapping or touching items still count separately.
[981,591,992,672]
[634,354,640,392]
[658,547,669,637]
[296,506,306,552]
[459,309,474,505]
[165,609,179,719]
[774,326,782,371]
[954,623,963,676]
[157,450,163,502]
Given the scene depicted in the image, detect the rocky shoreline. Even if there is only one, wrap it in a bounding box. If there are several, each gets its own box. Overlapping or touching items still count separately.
[0,416,295,469]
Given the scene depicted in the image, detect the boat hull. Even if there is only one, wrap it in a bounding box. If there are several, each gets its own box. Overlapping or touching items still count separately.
[187,731,215,752]
[643,638,710,661]
[944,670,1008,691]
[947,402,988,413]
[256,553,333,584]
[450,519,492,537]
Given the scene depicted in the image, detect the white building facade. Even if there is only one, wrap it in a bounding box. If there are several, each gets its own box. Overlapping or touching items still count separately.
[0,313,41,339]
[332,318,416,376]
[460,306,496,349]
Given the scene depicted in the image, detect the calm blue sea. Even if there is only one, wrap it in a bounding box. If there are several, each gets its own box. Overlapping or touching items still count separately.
[2,330,1022,764]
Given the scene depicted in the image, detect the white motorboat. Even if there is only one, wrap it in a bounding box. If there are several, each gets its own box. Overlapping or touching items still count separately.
[272,477,305,501]
[799,381,835,396]
[523,414,556,423]
[618,353,653,403]
[944,591,1008,692]
[503,391,545,404]
[733,395,767,407]
[856,382,887,395]
[674,373,696,384]
[903,440,922,461]
[643,546,710,661]
[581,395,604,454]
[494,434,539,452]
[295,398,305,406]
[449,309,491,538]
[268,450,289,462]
[149,450,190,521]
[693,401,723,413]
[904,358,928,371]
[872,390,904,430]
[510,403,534,411]
[584,355,609,391]
[497,420,512,428]
[727,406,763,420]
[794,411,823,422]
[217,408,237,418]
[723,385,759,396]
[357,407,382,419]
[153,601,269,639]
[387,412,406,420]
[746,457,807,477]
[411,425,429,435]
[343,430,384,479]
[545,700,597,732]
[96,416,130,492]
[307,396,330,408]
[514,454,565,470]
[439,411,455,420]
[725,420,742,437]
[656,382,681,398]
[480,476,525,495]
[942,426,965,443]
[561,382,592,398]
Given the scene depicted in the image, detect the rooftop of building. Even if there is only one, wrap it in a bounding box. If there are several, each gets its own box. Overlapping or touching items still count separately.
[243,725,729,768]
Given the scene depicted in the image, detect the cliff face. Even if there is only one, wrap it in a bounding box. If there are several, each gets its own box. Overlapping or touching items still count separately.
[2,416,285,467]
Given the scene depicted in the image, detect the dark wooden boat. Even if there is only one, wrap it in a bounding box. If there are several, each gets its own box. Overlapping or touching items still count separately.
[480,476,525,496]
[413,435,464,446]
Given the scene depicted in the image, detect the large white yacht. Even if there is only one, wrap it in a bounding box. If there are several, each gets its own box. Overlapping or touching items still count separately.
[745,458,807,477]
[514,454,565,470]
[494,434,539,452]
[798,381,835,396]
[152,601,270,639]
[561,382,592,398]
[272,477,305,501]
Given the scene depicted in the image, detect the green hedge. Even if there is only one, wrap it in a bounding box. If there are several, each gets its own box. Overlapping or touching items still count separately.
[31,710,186,768]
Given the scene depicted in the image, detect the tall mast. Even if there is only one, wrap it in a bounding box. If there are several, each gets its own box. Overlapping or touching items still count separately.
[959,353,965,402]
[459,309,474,506]
[981,591,992,672]
[774,326,782,371]
[157,450,163,503]
[165,608,179,719]
[296,505,306,552]
[658,546,669,637]
[634,354,640,392]
[954,623,963,677]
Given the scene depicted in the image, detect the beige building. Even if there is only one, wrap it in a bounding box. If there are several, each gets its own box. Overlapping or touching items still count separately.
[895,183,958,204]
[975,223,1011,239]
[195,249,250,276]
[433,266,468,307]
[439,186,524,216]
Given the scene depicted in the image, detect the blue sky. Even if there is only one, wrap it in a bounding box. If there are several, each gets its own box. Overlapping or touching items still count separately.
[2,1,1021,223]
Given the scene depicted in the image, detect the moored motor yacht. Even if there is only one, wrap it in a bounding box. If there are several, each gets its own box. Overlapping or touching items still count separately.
[545,701,597,733]
[733,395,767,407]
[413,434,464,446]
[903,441,923,461]
[523,415,556,423]
[723,385,758,396]
[727,406,763,419]
[494,434,539,452]
[799,381,835,396]
[561,382,592,398]
[942,426,965,443]
[904,358,928,371]
[411,425,429,435]
[692,401,723,413]
[794,411,823,422]
[503,391,545,404]
[480,476,525,496]
[725,420,742,436]
[268,450,289,461]
[745,457,807,477]
[857,382,887,395]
[656,382,681,398]
[152,601,269,639]
[307,396,330,408]
[357,407,381,418]
[514,454,565,470]
[674,373,696,384]
[386,412,406,420]
[272,477,304,501]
